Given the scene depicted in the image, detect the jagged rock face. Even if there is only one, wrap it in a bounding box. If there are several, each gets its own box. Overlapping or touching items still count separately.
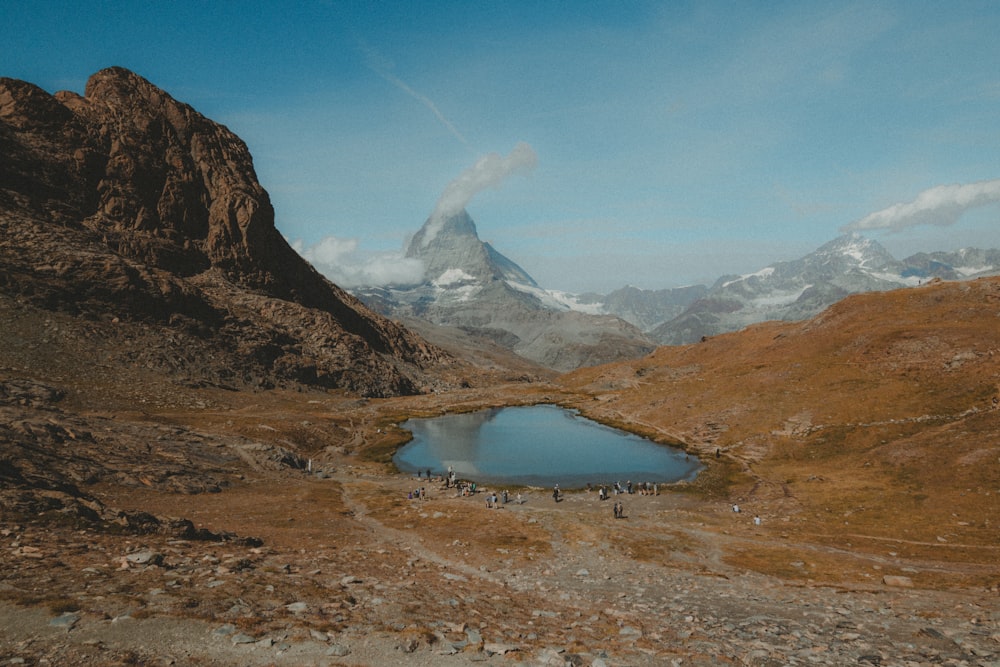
[0,68,450,396]
[649,234,1000,345]
[406,210,538,287]
[365,209,654,371]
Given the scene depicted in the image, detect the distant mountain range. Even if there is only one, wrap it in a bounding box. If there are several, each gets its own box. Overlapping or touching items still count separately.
[353,210,655,371]
[619,235,1000,344]
[353,215,1000,361]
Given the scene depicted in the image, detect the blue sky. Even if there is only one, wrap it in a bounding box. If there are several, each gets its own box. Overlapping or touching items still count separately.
[4,1,1000,293]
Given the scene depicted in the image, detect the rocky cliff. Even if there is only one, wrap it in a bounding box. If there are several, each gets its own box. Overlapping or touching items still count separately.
[356,209,655,371]
[0,67,453,397]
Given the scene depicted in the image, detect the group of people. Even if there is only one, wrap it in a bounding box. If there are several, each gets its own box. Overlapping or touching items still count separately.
[484,489,512,508]
[409,464,765,528]
[733,503,762,525]
[593,480,657,500]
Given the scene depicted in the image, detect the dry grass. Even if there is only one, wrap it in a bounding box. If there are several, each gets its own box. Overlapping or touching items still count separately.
[558,278,1000,585]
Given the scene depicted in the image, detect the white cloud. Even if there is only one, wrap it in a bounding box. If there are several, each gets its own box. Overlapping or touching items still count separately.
[843,178,1000,232]
[422,142,538,245]
[290,236,425,288]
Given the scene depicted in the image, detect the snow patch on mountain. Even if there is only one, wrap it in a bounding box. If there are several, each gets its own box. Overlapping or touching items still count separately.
[870,271,923,286]
[749,285,813,307]
[433,268,477,287]
[837,236,882,265]
[507,281,606,314]
[954,264,993,276]
[723,266,775,288]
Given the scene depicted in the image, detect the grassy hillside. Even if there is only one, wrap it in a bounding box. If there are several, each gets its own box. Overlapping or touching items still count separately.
[559,277,1000,586]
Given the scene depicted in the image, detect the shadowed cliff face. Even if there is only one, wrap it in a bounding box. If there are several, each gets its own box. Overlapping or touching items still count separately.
[0,67,452,396]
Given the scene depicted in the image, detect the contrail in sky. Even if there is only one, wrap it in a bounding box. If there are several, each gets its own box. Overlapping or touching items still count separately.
[843,178,1000,232]
[361,43,469,146]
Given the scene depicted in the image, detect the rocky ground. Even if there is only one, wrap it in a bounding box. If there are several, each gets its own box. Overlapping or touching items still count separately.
[3,279,1000,666]
[4,66,997,666]
[2,383,998,667]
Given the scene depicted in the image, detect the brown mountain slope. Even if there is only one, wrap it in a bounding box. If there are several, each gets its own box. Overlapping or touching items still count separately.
[559,277,1000,571]
[2,68,998,665]
[0,67,458,397]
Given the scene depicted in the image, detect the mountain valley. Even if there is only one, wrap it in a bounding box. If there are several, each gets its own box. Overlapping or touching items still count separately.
[1,68,998,666]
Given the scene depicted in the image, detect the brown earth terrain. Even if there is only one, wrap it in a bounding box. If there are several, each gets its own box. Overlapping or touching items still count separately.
[2,278,999,666]
[1,67,998,666]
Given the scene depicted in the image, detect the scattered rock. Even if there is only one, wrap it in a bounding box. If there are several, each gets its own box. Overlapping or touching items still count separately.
[49,612,80,629]
[326,644,350,657]
[882,575,914,588]
[125,549,163,566]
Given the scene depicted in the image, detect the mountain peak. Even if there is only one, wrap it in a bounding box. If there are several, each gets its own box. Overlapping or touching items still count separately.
[813,233,896,269]
[1,67,449,395]
[405,209,537,287]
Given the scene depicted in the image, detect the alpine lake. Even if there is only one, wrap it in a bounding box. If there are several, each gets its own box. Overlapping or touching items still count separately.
[393,404,701,489]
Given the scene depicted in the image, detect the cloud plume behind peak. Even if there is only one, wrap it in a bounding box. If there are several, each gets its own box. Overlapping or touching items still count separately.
[422,142,538,246]
[843,179,1000,233]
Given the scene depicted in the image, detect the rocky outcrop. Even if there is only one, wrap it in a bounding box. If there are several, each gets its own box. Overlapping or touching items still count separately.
[0,68,453,396]
[649,234,1000,345]
[358,209,655,371]
[0,379,261,542]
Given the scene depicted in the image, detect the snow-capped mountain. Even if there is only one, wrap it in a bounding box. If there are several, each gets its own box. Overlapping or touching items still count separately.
[352,210,655,371]
[648,234,1000,344]
[405,209,538,289]
[572,284,709,332]
[354,213,1000,362]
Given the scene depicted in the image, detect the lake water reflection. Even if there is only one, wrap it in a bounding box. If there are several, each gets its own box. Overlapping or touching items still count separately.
[394,405,700,488]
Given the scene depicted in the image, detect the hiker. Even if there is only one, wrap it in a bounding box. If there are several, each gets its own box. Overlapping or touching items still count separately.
[553,485,560,502]
[754,515,761,526]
